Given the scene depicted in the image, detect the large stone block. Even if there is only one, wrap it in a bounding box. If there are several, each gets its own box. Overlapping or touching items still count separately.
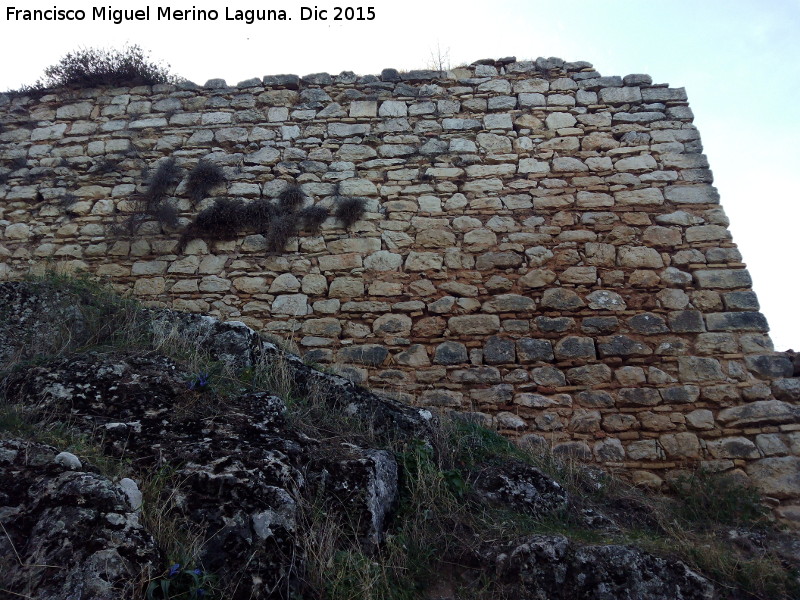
[659,432,701,459]
[677,356,725,382]
[433,341,468,365]
[553,337,596,361]
[746,457,800,499]
[705,311,769,332]
[448,315,501,335]
[484,336,516,364]
[718,400,800,427]
[540,288,584,310]
[694,269,752,289]
[337,345,390,367]
[597,336,652,358]
[516,338,555,363]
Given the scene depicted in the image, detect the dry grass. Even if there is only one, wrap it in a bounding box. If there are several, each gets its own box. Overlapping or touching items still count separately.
[299,205,329,234]
[186,160,225,204]
[277,184,307,211]
[334,197,366,228]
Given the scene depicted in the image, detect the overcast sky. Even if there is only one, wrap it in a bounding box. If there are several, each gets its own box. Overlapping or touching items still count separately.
[2,0,799,350]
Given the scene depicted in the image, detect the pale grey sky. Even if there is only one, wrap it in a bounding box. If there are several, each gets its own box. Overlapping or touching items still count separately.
[2,0,798,349]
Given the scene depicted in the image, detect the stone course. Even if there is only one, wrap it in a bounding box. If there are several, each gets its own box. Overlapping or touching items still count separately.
[1,56,799,512]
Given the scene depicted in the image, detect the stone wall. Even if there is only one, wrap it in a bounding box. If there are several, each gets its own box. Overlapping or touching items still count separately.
[1,56,799,515]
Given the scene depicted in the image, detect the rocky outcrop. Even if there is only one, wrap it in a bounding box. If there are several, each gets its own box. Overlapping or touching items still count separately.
[1,349,415,598]
[4,281,796,598]
[482,535,714,600]
[0,438,160,600]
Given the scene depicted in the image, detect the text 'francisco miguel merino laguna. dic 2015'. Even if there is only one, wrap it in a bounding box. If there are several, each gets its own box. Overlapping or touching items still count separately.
[6,5,377,24]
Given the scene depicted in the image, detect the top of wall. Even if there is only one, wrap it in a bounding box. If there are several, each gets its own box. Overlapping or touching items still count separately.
[0,55,674,105]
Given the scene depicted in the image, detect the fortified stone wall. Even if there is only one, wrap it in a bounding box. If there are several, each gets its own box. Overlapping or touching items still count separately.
[1,56,799,515]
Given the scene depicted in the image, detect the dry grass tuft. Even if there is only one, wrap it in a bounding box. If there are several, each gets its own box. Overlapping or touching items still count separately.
[334,197,366,228]
[186,160,225,204]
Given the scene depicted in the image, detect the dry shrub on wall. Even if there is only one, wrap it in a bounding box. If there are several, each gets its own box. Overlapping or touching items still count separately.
[39,44,179,88]
[117,158,182,235]
[277,184,307,212]
[299,205,330,234]
[186,160,225,204]
[177,198,245,252]
[266,214,298,253]
[178,181,328,254]
[335,197,366,228]
[241,199,277,233]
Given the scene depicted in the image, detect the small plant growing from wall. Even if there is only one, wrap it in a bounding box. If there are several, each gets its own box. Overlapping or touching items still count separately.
[119,158,182,235]
[177,180,369,254]
[277,184,307,212]
[242,198,277,230]
[265,213,298,253]
[179,182,322,254]
[186,160,225,204]
[298,205,330,234]
[177,198,246,252]
[334,197,366,229]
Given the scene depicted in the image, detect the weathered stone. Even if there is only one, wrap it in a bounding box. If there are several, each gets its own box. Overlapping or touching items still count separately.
[267,273,301,293]
[576,390,615,408]
[618,246,664,268]
[668,310,705,333]
[393,344,429,367]
[303,318,342,337]
[535,316,574,333]
[433,341,468,365]
[618,387,662,407]
[451,366,501,384]
[404,252,443,271]
[627,313,669,334]
[593,438,625,462]
[705,311,769,332]
[664,184,719,204]
[707,437,760,460]
[659,432,701,459]
[566,364,612,386]
[685,409,715,430]
[597,336,652,357]
[420,389,463,408]
[581,317,619,335]
[694,269,752,289]
[302,274,328,295]
[470,385,514,405]
[586,290,626,311]
[746,457,800,499]
[519,269,557,289]
[516,338,555,363]
[553,336,596,361]
[744,355,793,379]
[373,314,412,336]
[448,315,500,335]
[677,356,725,382]
[530,366,566,387]
[476,252,523,270]
[271,294,311,316]
[540,288,584,310]
[627,440,662,461]
[484,336,516,364]
[718,400,800,427]
[482,294,536,313]
[337,344,390,366]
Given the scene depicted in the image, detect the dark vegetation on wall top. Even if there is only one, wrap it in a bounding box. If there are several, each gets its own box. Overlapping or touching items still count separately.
[15,44,180,93]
